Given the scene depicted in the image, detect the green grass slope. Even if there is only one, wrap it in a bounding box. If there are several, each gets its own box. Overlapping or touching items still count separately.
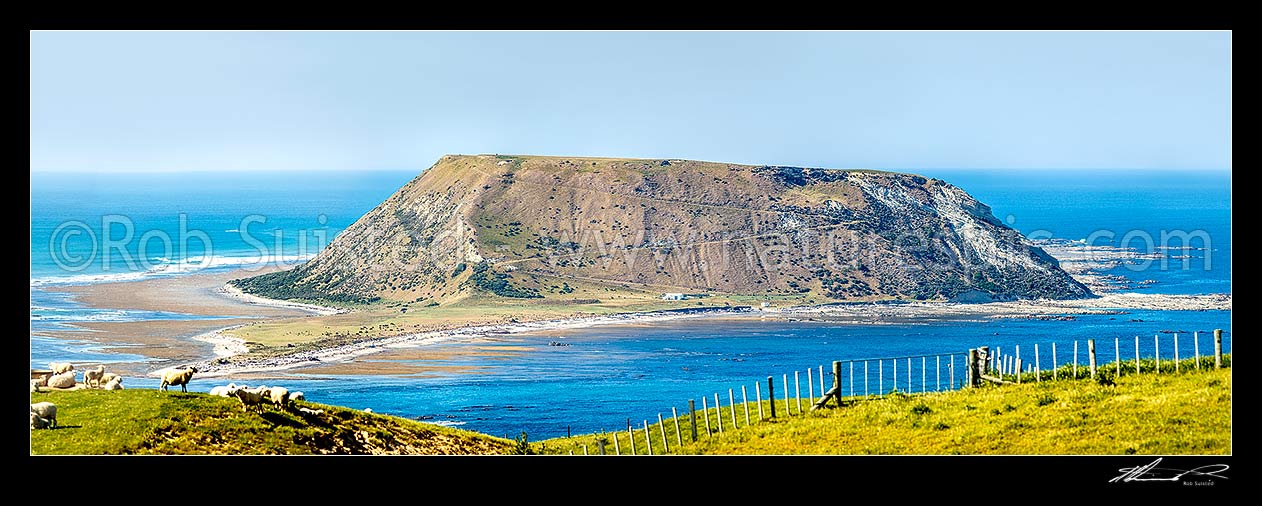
[539,366,1231,455]
[30,389,512,455]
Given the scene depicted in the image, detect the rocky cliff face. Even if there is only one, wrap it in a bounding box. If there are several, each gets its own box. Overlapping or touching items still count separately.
[232,155,1090,303]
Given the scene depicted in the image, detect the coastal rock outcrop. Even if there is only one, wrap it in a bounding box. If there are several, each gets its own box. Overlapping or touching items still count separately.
[233,155,1089,303]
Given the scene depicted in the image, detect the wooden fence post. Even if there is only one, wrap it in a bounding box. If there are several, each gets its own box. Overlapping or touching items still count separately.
[782,374,790,415]
[673,406,683,447]
[967,348,978,388]
[1088,339,1096,379]
[1135,336,1140,374]
[767,376,776,418]
[935,355,941,391]
[689,400,697,442]
[755,382,764,421]
[1194,331,1201,370]
[1015,345,1021,383]
[715,393,723,433]
[613,432,620,455]
[643,420,652,456]
[728,389,738,430]
[865,361,870,398]
[848,361,855,398]
[701,396,712,437]
[1052,343,1058,380]
[598,438,606,455]
[1155,334,1161,373]
[1214,329,1223,369]
[893,359,897,393]
[949,355,955,390]
[627,420,636,456]
[742,385,750,426]
[794,371,802,413]
[1034,344,1041,382]
[583,444,588,455]
[1114,337,1120,377]
[833,361,842,403]
[879,360,884,396]
[818,366,825,402]
[658,413,669,454]
[1073,341,1078,378]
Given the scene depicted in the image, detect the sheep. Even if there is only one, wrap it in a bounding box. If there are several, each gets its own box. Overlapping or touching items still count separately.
[159,367,197,392]
[31,402,57,428]
[208,386,228,397]
[289,391,305,402]
[232,387,268,413]
[49,362,74,375]
[84,365,106,388]
[47,371,76,389]
[264,386,290,410]
[31,412,51,430]
[100,372,121,385]
[31,380,42,393]
[32,374,49,387]
[103,378,124,391]
[296,407,324,416]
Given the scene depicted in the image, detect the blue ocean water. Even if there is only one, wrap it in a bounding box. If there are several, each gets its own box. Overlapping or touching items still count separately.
[29,169,1231,439]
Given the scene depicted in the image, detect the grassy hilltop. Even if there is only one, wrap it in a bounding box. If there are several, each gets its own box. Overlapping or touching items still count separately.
[29,389,511,455]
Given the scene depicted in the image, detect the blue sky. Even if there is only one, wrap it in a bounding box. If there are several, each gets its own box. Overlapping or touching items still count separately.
[29,31,1231,172]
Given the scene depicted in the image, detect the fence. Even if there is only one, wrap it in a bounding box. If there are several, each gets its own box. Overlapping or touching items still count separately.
[979,328,1229,385]
[550,328,1229,455]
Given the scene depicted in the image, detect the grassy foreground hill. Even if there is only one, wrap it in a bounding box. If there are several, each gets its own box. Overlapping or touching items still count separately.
[29,389,512,455]
[538,366,1231,455]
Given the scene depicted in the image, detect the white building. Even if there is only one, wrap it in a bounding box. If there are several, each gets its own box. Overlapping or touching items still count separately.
[662,293,686,301]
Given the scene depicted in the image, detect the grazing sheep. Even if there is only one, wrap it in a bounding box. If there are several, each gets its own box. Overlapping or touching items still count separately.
[232,387,268,413]
[265,386,290,410]
[100,372,120,385]
[32,374,49,387]
[49,362,74,375]
[103,378,124,391]
[84,365,106,388]
[31,412,51,430]
[289,391,304,402]
[30,402,57,428]
[159,367,197,392]
[31,380,42,393]
[47,371,76,389]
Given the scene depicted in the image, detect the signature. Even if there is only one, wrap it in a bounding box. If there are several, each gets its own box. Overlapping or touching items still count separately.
[1110,458,1230,483]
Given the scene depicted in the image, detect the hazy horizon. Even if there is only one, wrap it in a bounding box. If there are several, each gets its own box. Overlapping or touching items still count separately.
[31,31,1231,173]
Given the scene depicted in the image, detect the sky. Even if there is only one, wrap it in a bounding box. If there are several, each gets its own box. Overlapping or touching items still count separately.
[29,31,1231,173]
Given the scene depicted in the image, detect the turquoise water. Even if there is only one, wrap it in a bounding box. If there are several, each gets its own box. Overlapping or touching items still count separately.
[29,169,1232,438]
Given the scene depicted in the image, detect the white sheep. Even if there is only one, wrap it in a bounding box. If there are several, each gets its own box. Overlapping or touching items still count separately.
[84,365,106,388]
[31,402,57,428]
[289,391,305,402]
[159,367,197,392]
[31,380,42,393]
[264,386,290,410]
[103,378,124,391]
[49,362,74,375]
[47,371,76,389]
[100,372,121,385]
[31,412,51,430]
[32,374,49,387]
[232,387,268,413]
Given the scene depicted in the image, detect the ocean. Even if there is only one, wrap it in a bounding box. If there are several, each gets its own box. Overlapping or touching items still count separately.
[29,168,1232,438]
